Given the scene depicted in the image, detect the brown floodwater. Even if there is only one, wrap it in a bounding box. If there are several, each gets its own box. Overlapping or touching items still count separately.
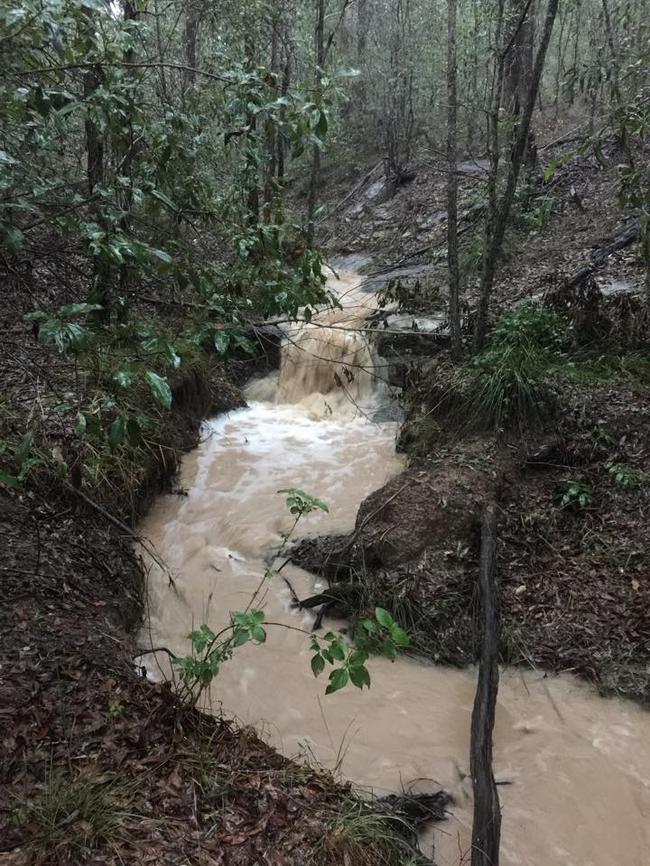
[139,272,650,865]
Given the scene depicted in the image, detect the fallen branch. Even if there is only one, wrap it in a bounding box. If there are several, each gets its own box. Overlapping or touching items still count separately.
[319,160,383,225]
[566,219,640,288]
[470,503,501,866]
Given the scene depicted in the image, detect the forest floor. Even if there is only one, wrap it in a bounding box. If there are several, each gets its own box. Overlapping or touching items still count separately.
[291,123,650,705]
[0,255,414,865]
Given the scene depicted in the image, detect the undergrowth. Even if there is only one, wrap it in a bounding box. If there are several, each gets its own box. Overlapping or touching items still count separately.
[314,797,415,866]
[458,304,565,432]
[16,772,128,858]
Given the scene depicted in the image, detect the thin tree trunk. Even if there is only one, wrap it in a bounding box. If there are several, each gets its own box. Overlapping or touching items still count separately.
[470,503,501,866]
[306,0,325,248]
[446,0,462,359]
[245,35,260,227]
[263,13,280,219]
[82,5,110,319]
[473,0,560,350]
[277,50,290,182]
[118,0,139,321]
[154,0,169,104]
[183,0,198,95]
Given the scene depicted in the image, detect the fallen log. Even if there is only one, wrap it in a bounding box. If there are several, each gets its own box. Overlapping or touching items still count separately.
[470,503,501,866]
[566,219,640,288]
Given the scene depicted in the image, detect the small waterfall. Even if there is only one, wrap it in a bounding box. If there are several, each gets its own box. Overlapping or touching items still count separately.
[275,270,378,416]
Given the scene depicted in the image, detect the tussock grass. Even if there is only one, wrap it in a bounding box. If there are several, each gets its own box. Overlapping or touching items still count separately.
[16,772,128,858]
[458,305,565,432]
[314,797,416,866]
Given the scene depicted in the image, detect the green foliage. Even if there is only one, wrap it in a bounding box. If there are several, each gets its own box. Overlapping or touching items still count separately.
[172,488,327,705]
[558,480,593,510]
[606,462,642,489]
[461,305,566,431]
[278,487,330,516]
[309,607,410,695]
[25,304,102,354]
[0,433,49,489]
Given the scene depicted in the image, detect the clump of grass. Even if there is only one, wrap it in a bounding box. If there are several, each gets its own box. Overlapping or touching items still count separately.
[185,734,236,810]
[16,772,126,857]
[458,304,566,432]
[315,798,414,866]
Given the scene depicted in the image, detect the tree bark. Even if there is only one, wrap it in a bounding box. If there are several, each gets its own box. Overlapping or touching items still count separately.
[263,12,280,218]
[82,4,110,319]
[446,0,462,359]
[306,0,325,248]
[182,0,198,95]
[473,0,560,350]
[470,503,501,866]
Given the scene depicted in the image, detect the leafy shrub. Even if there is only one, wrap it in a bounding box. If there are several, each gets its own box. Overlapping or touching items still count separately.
[606,462,642,489]
[558,480,593,510]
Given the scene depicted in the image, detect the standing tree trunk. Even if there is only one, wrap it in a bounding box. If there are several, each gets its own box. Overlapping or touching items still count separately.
[306,0,325,248]
[277,45,291,183]
[263,11,280,219]
[470,504,501,866]
[82,4,110,320]
[117,0,139,321]
[245,35,260,228]
[182,0,198,95]
[446,0,462,359]
[473,0,560,350]
[356,0,369,104]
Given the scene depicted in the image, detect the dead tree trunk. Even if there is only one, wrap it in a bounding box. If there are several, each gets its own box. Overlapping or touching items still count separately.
[446,0,462,359]
[470,504,501,866]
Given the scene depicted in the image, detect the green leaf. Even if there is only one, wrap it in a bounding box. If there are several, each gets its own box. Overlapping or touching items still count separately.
[325,668,349,694]
[375,607,394,629]
[214,331,231,355]
[113,369,133,388]
[108,416,126,450]
[0,470,20,489]
[349,664,371,689]
[189,624,216,652]
[251,624,266,643]
[145,371,172,408]
[1,224,24,254]
[74,412,87,435]
[390,625,410,647]
[311,654,325,677]
[150,189,177,212]
[150,248,173,264]
[234,333,254,354]
[233,628,250,647]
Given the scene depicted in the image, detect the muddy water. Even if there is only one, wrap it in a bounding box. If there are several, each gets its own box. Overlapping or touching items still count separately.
[139,273,650,865]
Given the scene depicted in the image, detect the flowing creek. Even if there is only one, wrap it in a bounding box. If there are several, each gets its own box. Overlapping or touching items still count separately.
[139,271,650,865]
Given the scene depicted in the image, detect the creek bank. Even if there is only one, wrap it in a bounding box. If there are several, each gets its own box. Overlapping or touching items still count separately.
[290,366,650,704]
[1,343,422,866]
